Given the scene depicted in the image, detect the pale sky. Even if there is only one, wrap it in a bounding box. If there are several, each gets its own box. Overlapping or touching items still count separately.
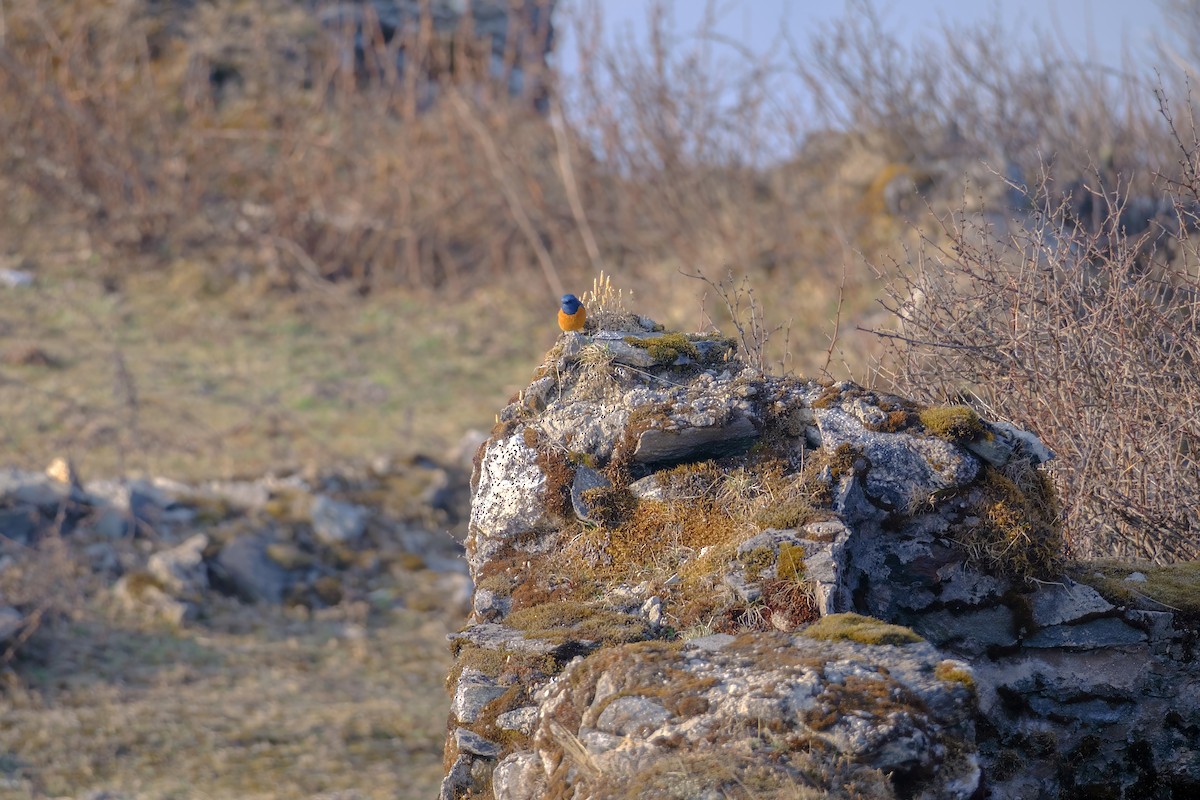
[556,0,1169,75]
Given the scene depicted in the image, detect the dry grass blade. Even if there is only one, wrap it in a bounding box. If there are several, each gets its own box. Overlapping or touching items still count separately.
[547,718,601,777]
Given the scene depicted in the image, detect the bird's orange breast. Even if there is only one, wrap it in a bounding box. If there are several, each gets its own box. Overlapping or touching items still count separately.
[558,306,586,332]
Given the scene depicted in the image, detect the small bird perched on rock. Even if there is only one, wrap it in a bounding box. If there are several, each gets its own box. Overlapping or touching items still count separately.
[558,293,586,332]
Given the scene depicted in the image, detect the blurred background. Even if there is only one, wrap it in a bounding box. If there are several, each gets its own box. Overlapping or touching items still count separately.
[0,1,1197,796]
[2,0,1195,556]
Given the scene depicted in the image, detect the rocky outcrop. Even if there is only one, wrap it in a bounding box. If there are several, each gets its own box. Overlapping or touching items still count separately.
[0,456,471,644]
[443,315,1200,799]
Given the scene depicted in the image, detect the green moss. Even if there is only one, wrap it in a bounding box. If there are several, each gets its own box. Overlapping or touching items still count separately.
[739,547,776,582]
[956,464,1063,579]
[802,613,924,646]
[917,405,984,443]
[1071,560,1200,619]
[754,497,822,530]
[568,450,598,469]
[505,601,651,646]
[624,332,700,365]
[776,543,805,582]
[580,485,637,527]
[826,443,862,479]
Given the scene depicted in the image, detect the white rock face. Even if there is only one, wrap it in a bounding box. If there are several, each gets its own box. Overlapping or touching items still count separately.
[466,434,549,573]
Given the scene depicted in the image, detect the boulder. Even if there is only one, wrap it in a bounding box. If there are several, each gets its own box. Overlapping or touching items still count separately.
[211,534,289,603]
[444,313,1199,799]
[310,495,369,545]
[147,533,209,599]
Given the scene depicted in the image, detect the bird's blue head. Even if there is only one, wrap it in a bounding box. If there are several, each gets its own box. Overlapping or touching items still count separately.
[560,294,582,314]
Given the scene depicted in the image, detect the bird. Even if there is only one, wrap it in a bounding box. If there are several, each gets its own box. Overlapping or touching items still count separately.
[558,293,586,332]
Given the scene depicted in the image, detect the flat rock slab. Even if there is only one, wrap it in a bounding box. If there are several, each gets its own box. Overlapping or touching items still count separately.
[634,415,757,466]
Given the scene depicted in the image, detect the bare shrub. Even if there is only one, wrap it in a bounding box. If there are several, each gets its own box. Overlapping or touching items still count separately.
[0,528,86,664]
[791,0,1166,193]
[683,268,790,373]
[869,140,1200,562]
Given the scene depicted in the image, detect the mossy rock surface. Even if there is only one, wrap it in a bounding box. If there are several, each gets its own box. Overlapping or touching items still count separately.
[803,613,924,646]
[1071,560,1200,620]
[918,404,985,443]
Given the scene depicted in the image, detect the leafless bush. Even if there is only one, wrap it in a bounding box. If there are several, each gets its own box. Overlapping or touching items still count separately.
[869,119,1200,562]
[0,527,86,664]
[0,0,568,291]
[791,0,1166,191]
[682,268,791,373]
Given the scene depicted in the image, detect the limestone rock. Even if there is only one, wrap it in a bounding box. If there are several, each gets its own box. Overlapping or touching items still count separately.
[466,435,555,574]
[147,534,209,600]
[1029,579,1114,626]
[451,665,509,723]
[454,727,501,758]
[310,495,369,545]
[0,507,39,545]
[815,407,979,511]
[523,634,978,799]
[445,316,1200,800]
[211,534,289,603]
[632,414,757,466]
[0,468,78,510]
[569,466,610,524]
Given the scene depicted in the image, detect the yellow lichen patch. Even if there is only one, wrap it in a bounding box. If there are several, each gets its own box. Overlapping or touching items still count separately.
[956,464,1063,579]
[802,613,924,646]
[1070,560,1200,620]
[624,332,700,365]
[917,405,985,443]
[934,660,976,689]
